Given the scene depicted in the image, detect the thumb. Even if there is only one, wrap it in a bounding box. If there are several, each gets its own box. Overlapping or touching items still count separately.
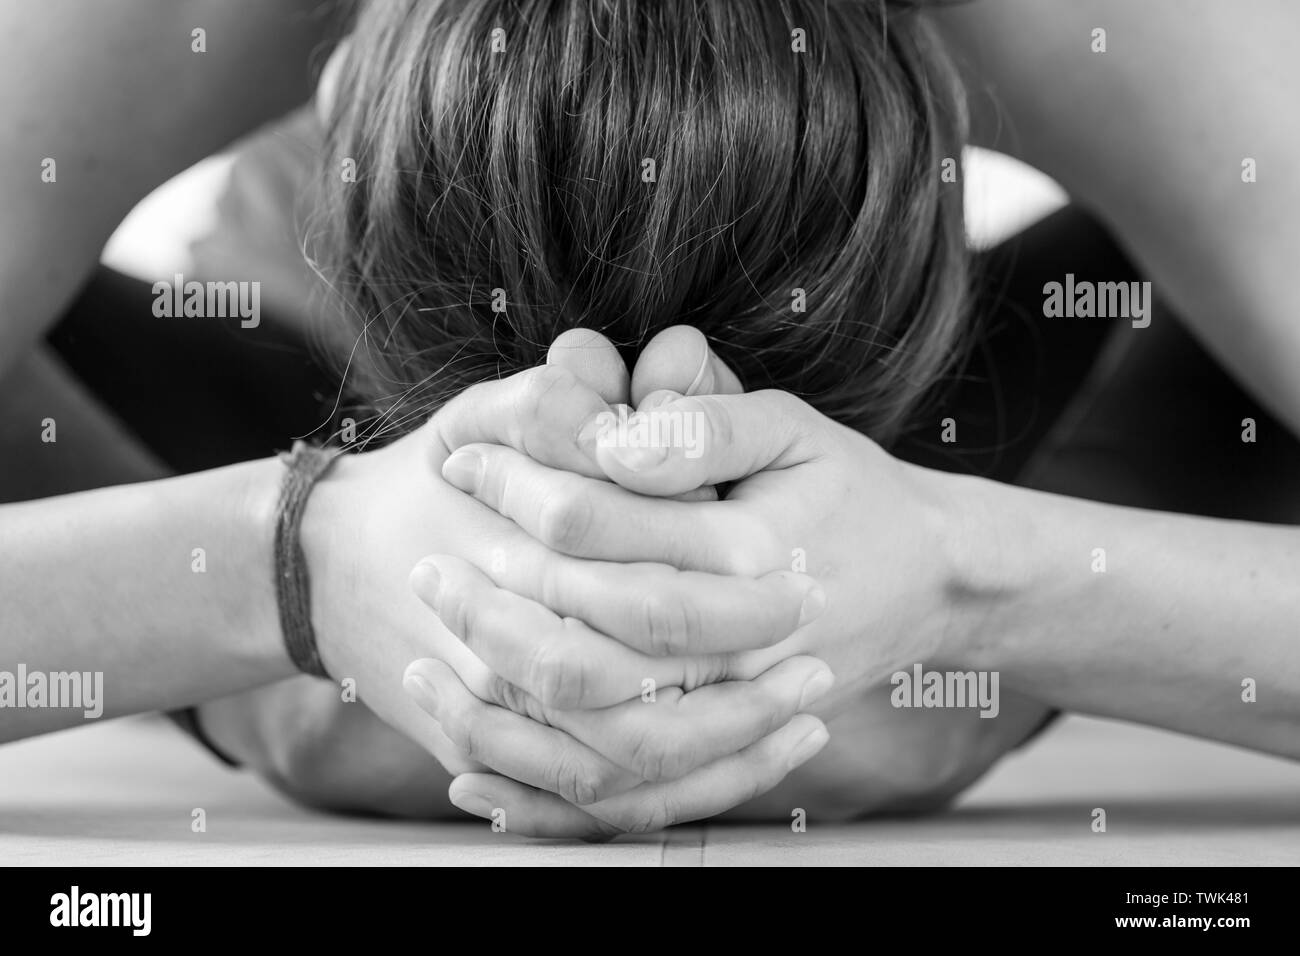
[596,390,817,496]
[631,326,743,406]
[546,328,630,406]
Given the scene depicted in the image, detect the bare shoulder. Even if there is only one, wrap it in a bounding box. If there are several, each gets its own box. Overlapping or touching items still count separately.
[925,0,1298,194]
[926,0,1300,432]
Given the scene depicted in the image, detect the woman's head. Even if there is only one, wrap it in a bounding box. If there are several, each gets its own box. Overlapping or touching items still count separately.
[314,0,968,444]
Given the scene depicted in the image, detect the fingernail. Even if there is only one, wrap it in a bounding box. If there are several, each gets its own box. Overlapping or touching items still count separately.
[610,442,669,472]
[798,585,826,627]
[786,725,830,771]
[797,667,835,711]
[409,561,442,607]
[441,449,483,492]
[403,673,439,715]
[452,788,496,819]
[640,389,682,412]
[686,346,714,396]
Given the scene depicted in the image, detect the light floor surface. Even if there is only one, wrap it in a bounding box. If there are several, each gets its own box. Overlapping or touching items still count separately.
[2,714,1297,866]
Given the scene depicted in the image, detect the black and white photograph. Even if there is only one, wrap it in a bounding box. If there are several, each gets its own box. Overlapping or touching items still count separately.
[0,0,1295,906]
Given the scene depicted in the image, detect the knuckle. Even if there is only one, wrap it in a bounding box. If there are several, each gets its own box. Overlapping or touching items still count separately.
[536,553,566,617]
[441,705,484,763]
[546,751,602,806]
[760,389,825,455]
[587,763,626,803]
[687,396,733,452]
[526,640,583,709]
[491,462,518,518]
[620,796,676,834]
[639,589,698,656]
[525,363,578,396]
[518,365,577,419]
[751,389,813,432]
[715,525,783,577]
[715,546,759,578]
[680,652,731,691]
[437,583,474,643]
[626,725,673,782]
[487,674,545,723]
[756,388,804,415]
[485,672,523,712]
[507,366,576,450]
[535,484,595,554]
[712,515,780,574]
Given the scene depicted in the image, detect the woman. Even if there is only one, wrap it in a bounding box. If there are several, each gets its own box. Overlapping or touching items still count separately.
[3,0,1298,839]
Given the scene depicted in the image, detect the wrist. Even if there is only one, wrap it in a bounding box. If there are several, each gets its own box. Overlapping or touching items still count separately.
[297,449,367,679]
[225,456,297,677]
[909,465,1036,670]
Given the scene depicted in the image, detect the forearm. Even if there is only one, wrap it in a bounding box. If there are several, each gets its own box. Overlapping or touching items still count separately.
[938,468,1300,757]
[0,458,293,740]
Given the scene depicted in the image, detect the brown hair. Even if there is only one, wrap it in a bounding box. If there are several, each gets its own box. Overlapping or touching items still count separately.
[311,0,970,445]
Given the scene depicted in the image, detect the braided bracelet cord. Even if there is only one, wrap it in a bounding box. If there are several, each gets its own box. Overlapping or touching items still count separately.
[274,441,340,679]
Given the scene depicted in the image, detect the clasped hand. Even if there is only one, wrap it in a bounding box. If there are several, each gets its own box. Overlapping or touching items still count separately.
[346,326,964,837]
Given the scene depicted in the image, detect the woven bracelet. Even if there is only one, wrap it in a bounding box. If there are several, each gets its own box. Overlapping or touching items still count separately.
[274,441,340,679]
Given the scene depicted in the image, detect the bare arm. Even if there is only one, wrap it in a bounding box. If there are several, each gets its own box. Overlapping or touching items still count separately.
[930,0,1300,434]
[0,458,292,741]
[945,470,1300,756]
[0,0,342,378]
